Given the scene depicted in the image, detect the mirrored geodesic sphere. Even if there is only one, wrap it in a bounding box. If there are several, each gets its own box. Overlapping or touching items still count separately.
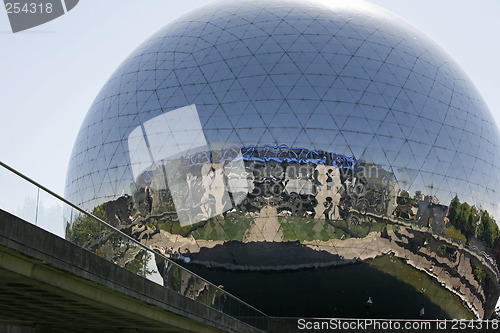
[65,0,500,319]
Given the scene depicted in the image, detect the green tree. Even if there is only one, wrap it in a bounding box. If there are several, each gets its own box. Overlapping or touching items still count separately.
[445,225,467,244]
[448,195,460,224]
[70,211,103,249]
[70,202,154,277]
[478,211,500,248]
[446,197,499,248]
[457,202,470,232]
[464,206,478,238]
[473,264,487,285]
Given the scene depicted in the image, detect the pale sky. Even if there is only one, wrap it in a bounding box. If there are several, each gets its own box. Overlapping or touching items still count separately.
[0,0,499,198]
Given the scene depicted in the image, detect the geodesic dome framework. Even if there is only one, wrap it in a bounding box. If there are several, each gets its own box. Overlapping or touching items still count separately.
[66,0,500,319]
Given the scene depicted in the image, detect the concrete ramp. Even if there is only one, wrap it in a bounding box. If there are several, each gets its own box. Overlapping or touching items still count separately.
[0,209,265,333]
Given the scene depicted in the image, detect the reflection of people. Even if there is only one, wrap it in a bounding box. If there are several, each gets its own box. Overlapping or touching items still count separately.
[323,197,334,220]
[200,164,231,220]
[326,170,333,190]
[314,165,341,220]
[145,186,153,214]
[183,248,191,263]
[213,285,227,311]
[197,284,208,299]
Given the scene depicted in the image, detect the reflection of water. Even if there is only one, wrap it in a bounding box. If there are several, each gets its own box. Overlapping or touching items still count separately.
[181,255,472,319]
[368,255,473,320]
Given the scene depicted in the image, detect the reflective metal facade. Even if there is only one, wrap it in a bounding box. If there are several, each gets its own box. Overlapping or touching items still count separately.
[65,0,500,319]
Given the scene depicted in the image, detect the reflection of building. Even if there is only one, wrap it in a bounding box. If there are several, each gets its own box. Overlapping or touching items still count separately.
[66,0,500,319]
[416,201,449,235]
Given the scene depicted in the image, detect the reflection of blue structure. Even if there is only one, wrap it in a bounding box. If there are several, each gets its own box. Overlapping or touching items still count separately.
[242,145,356,169]
[181,145,356,169]
[65,0,500,319]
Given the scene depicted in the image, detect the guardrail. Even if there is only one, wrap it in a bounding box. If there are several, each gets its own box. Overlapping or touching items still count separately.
[0,161,269,331]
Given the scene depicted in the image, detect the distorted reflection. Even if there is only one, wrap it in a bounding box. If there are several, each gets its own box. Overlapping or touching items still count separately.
[68,142,500,319]
[127,105,248,226]
[64,0,500,320]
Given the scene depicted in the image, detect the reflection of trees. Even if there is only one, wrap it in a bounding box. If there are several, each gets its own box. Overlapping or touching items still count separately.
[472,264,487,286]
[161,261,225,308]
[448,196,500,249]
[445,225,467,244]
[70,203,107,249]
[69,203,154,277]
[477,211,499,249]
[395,191,418,220]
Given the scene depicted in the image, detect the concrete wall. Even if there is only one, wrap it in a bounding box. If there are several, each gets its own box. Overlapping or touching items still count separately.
[0,209,265,333]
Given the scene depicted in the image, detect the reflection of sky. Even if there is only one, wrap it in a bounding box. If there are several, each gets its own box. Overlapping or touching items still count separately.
[0,1,498,200]
[128,105,208,180]
[0,166,65,237]
[128,105,249,226]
